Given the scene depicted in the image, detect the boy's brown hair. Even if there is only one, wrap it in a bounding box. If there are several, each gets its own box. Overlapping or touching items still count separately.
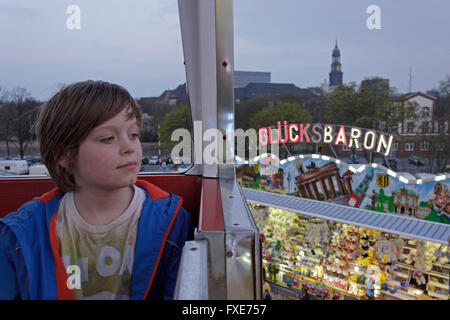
[36,80,142,193]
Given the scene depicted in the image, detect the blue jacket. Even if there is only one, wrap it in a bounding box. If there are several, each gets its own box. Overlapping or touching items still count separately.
[0,179,191,300]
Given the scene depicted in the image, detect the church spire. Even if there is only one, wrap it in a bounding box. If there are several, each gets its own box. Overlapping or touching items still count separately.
[329,40,343,87]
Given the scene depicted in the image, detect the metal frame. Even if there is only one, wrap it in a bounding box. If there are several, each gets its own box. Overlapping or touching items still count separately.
[174,240,209,300]
[176,0,261,300]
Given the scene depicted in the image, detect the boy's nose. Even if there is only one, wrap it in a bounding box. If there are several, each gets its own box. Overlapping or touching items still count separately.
[120,137,135,155]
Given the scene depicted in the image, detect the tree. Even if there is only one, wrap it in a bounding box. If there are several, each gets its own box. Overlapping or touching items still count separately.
[303,96,327,123]
[326,80,417,133]
[0,87,13,156]
[326,80,418,163]
[437,75,450,96]
[249,101,312,129]
[159,104,192,153]
[435,75,450,120]
[325,83,359,125]
[353,115,373,129]
[235,97,272,130]
[418,133,450,173]
[0,88,40,158]
[136,98,179,141]
[249,101,313,157]
[420,75,450,172]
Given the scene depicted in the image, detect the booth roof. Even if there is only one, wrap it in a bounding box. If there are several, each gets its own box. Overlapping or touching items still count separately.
[243,188,450,245]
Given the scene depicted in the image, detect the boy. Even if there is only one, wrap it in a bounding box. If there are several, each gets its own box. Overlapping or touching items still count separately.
[0,80,191,300]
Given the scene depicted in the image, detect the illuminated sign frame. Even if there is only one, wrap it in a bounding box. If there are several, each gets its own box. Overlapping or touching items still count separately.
[258,122,394,156]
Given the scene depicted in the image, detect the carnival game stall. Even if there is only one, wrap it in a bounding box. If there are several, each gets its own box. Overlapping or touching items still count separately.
[239,154,450,300]
[252,205,449,300]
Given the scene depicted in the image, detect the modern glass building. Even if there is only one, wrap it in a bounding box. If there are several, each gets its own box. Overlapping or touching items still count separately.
[234,71,271,88]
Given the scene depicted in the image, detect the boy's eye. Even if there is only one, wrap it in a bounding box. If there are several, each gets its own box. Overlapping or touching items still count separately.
[100,136,114,143]
[131,133,140,139]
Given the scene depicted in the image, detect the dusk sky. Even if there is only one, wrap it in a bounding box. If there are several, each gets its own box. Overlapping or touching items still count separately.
[1,0,449,101]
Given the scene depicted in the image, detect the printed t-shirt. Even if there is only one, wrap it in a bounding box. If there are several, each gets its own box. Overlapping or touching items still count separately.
[55,186,146,300]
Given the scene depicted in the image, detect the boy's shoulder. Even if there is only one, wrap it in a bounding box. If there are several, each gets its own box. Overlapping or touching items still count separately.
[136,179,170,201]
[0,188,63,231]
[136,179,190,242]
[1,198,45,224]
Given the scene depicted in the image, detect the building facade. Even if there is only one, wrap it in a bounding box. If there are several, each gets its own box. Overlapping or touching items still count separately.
[394,92,448,157]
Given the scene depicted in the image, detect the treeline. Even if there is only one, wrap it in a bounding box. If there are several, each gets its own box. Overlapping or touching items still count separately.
[0,87,184,158]
[2,76,448,160]
[159,76,450,158]
[0,87,41,158]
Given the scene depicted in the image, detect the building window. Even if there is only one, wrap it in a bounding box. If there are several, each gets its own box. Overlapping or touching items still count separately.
[391,124,398,134]
[421,122,431,133]
[405,141,414,151]
[420,141,429,151]
[406,122,415,134]
[422,107,430,118]
[342,145,350,151]
[392,142,399,151]
[435,143,445,152]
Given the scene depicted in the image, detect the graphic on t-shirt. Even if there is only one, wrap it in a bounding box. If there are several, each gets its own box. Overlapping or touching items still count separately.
[55,186,146,300]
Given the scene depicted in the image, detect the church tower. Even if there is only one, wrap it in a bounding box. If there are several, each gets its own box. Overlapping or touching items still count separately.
[329,40,343,87]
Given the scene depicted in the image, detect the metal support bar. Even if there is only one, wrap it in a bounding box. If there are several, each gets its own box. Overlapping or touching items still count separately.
[178,0,261,300]
[194,230,227,299]
[220,178,262,300]
[174,240,209,300]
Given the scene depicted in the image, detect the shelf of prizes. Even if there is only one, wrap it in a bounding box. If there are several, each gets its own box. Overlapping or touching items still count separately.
[250,204,449,300]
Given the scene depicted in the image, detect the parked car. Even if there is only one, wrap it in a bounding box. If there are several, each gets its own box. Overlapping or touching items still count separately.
[161,156,169,165]
[141,156,149,165]
[148,156,159,165]
[172,157,191,164]
[0,169,14,176]
[408,155,425,166]
[29,164,49,175]
[0,160,29,175]
[172,157,182,164]
[28,156,43,165]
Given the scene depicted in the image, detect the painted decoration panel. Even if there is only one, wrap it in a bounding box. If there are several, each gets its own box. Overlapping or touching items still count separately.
[236,156,450,225]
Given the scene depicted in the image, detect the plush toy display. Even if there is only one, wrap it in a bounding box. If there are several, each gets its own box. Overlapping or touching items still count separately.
[249,204,448,301]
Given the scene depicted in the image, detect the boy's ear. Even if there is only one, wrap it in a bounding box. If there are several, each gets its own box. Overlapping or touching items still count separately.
[56,152,69,169]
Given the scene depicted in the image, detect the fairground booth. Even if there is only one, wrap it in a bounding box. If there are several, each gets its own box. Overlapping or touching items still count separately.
[237,148,449,300]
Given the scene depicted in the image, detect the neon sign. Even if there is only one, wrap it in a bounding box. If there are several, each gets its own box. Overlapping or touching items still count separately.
[258,122,394,156]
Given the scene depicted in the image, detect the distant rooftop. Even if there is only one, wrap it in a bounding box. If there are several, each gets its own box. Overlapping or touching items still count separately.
[234,70,271,88]
[235,82,315,100]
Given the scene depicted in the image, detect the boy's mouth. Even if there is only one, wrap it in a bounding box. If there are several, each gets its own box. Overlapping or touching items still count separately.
[117,161,137,169]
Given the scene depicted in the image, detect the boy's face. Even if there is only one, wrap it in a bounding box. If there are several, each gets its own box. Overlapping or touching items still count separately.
[70,109,142,192]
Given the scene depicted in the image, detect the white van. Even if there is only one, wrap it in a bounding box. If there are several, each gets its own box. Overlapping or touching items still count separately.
[0,160,29,175]
[29,164,49,176]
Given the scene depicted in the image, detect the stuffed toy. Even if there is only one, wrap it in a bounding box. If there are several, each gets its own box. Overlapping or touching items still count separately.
[384,264,394,281]
[414,241,429,273]
[412,271,426,286]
